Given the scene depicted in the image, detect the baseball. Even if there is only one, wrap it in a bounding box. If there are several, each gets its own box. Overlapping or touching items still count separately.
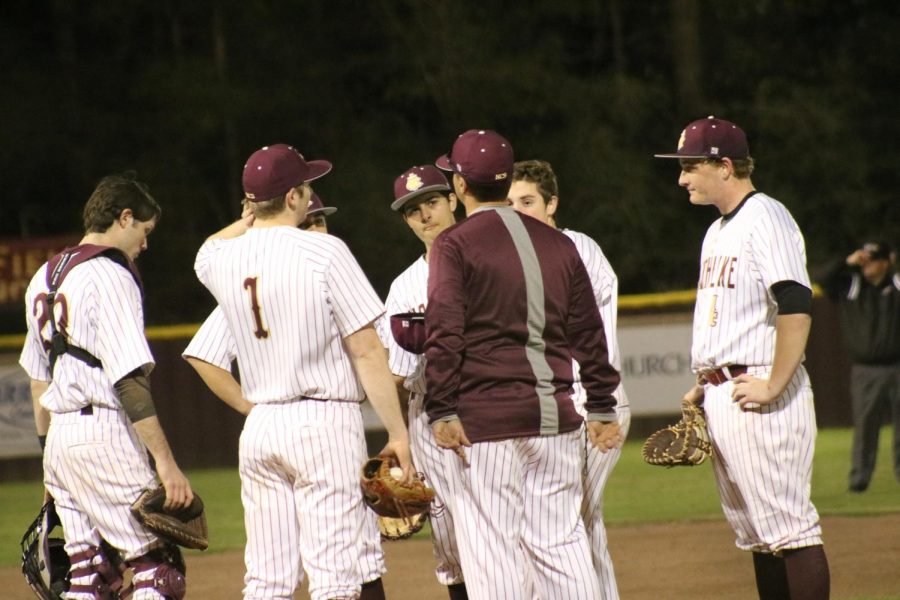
[390,466,403,480]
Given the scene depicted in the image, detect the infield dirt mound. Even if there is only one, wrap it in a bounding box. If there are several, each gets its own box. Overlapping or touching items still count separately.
[4,514,898,599]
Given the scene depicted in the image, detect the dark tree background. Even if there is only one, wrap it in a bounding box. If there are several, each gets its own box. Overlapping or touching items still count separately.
[2,0,898,329]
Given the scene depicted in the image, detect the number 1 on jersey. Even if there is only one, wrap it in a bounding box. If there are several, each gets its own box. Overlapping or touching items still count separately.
[243,277,269,339]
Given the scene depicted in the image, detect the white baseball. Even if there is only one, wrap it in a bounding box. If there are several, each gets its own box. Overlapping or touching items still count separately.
[390,467,403,480]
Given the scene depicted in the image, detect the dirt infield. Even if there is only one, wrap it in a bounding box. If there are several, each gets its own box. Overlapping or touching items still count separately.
[4,514,898,599]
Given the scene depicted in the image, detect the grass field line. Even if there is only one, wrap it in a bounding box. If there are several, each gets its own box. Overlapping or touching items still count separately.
[0,426,896,566]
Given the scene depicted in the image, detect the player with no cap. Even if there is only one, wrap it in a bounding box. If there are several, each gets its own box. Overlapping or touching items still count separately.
[377,164,468,599]
[509,159,629,599]
[19,173,194,599]
[425,129,622,600]
[193,143,411,600]
[656,116,830,599]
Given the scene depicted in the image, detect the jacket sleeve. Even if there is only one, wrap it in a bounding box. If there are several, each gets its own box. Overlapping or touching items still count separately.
[423,234,466,423]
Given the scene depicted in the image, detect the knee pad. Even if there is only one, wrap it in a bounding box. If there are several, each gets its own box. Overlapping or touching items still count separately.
[127,547,186,600]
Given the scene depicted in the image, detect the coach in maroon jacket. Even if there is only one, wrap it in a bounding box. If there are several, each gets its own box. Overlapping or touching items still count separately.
[424,129,622,599]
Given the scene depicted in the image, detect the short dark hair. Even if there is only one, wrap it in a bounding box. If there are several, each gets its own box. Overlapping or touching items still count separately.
[463,177,511,203]
[678,156,755,178]
[82,172,161,233]
[512,160,559,203]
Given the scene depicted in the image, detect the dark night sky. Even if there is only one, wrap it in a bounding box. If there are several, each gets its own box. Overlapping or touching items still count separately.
[2,1,899,328]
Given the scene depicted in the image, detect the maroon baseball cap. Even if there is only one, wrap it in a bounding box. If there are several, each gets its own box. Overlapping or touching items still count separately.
[389,312,426,354]
[655,116,749,160]
[307,192,337,216]
[435,129,514,185]
[242,144,332,201]
[391,165,451,211]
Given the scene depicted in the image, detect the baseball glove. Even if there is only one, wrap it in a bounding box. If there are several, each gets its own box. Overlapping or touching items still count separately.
[131,485,209,550]
[641,400,712,467]
[360,456,435,541]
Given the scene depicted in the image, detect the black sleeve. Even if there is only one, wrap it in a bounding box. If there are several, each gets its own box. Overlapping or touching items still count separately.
[114,369,157,423]
[770,280,813,315]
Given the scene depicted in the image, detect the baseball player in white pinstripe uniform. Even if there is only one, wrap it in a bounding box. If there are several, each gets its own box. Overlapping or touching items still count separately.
[509,159,629,599]
[20,173,194,599]
[193,143,411,600]
[378,165,468,600]
[657,117,830,599]
[184,196,388,599]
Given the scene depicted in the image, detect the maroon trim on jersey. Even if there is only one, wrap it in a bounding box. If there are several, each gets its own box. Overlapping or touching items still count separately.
[424,209,619,443]
[46,244,143,297]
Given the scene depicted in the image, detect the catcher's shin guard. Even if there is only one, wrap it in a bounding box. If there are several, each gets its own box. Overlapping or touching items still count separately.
[123,545,186,600]
[66,543,126,599]
[21,500,70,600]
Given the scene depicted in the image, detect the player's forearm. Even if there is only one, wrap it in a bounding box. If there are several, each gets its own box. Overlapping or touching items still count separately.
[30,379,51,437]
[355,355,408,440]
[769,313,811,397]
[186,358,253,415]
[346,327,409,440]
[133,416,180,470]
[207,214,253,241]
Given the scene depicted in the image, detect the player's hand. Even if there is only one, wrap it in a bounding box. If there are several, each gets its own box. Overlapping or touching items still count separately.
[846,249,869,267]
[380,437,414,485]
[586,421,622,452]
[240,201,256,226]
[731,374,779,409]
[432,419,472,465]
[155,461,194,510]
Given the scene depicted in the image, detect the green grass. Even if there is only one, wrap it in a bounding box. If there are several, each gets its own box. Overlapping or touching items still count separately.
[604,426,900,524]
[1,427,897,566]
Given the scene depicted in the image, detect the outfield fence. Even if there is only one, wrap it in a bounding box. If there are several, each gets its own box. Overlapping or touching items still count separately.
[0,292,854,481]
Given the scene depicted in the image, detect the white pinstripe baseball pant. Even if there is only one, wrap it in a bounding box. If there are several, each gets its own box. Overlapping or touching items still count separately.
[448,429,598,600]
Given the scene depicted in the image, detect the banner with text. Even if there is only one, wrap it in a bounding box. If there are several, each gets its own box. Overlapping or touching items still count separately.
[0,235,80,310]
[0,355,40,458]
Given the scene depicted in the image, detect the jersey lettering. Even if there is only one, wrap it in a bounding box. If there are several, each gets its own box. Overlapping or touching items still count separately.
[33,292,70,352]
[243,276,269,339]
[698,256,738,289]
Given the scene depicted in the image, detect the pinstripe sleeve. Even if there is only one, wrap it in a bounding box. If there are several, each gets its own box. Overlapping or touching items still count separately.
[325,239,385,337]
[19,271,51,381]
[95,264,155,383]
[750,201,811,289]
[182,306,236,369]
[194,239,225,289]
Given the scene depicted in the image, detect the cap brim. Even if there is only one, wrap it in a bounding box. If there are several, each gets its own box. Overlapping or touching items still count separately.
[308,206,337,216]
[390,184,451,211]
[434,155,453,171]
[654,152,709,159]
[305,160,333,182]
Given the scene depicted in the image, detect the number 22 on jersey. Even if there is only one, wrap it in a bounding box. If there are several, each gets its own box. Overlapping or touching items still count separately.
[243,276,269,339]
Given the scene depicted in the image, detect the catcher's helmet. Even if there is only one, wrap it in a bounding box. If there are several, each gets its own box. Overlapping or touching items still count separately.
[21,499,70,600]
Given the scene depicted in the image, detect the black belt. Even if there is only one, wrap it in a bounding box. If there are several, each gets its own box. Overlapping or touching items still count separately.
[699,365,748,386]
[80,405,93,415]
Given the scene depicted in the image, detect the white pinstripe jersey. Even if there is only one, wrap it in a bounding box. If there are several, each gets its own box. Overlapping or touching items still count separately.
[19,257,154,412]
[195,227,385,403]
[378,255,428,395]
[182,306,235,370]
[562,229,629,409]
[692,192,811,370]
